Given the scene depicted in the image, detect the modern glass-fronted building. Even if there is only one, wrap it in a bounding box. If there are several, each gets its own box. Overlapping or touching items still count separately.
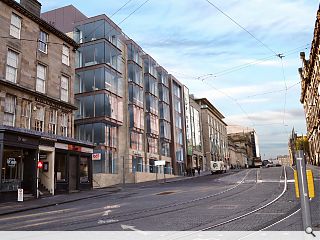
[73,16,125,176]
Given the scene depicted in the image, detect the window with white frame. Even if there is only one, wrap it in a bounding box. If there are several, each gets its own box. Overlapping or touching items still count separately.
[4,94,16,127]
[60,113,68,137]
[62,45,70,66]
[60,76,69,102]
[34,106,45,132]
[36,64,46,93]
[21,100,31,129]
[10,13,21,39]
[48,109,57,134]
[6,49,19,83]
[38,31,48,53]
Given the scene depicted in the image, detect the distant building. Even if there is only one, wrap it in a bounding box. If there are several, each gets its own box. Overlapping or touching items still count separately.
[228,138,247,168]
[184,92,204,172]
[227,126,260,168]
[277,155,290,166]
[299,5,320,166]
[195,98,228,170]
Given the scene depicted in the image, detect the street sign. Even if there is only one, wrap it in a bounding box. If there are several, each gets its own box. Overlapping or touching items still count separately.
[92,153,101,161]
[37,161,43,169]
[155,160,166,166]
[7,158,17,168]
[17,189,23,202]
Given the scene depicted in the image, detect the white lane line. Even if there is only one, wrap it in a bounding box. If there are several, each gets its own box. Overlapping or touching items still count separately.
[0,209,74,221]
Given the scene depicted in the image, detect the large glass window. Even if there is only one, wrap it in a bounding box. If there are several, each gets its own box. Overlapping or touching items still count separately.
[129,83,144,107]
[173,83,181,98]
[160,120,171,140]
[1,148,23,191]
[146,94,158,115]
[55,153,67,181]
[175,113,182,129]
[76,67,122,96]
[176,148,184,162]
[174,99,182,113]
[130,131,143,151]
[6,49,19,83]
[80,157,89,183]
[145,75,158,96]
[157,70,169,87]
[4,94,16,127]
[92,149,117,174]
[128,63,143,86]
[74,20,120,47]
[10,13,21,39]
[80,42,121,71]
[143,57,157,77]
[127,43,142,66]
[160,102,170,120]
[160,141,170,157]
[159,85,170,103]
[146,114,159,135]
[129,105,144,130]
[77,94,123,122]
[147,137,158,154]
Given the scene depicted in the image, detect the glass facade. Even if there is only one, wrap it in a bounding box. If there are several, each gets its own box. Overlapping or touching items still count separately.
[74,19,121,48]
[129,105,144,130]
[77,123,117,148]
[76,94,123,122]
[190,106,202,152]
[76,67,123,96]
[173,82,185,163]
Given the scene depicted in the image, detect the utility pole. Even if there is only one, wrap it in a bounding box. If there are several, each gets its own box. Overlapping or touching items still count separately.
[295,150,314,236]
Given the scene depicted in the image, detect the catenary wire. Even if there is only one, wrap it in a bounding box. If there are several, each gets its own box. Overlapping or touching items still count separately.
[203,0,278,56]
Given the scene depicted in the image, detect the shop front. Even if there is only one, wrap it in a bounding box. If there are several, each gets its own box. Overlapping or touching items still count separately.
[0,128,39,200]
[54,142,93,193]
[0,126,94,200]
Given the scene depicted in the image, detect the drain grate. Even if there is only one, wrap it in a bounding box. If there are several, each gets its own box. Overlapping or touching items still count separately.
[156,191,175,196]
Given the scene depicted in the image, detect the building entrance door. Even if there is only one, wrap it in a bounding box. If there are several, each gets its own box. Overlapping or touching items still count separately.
[69,155,78,192]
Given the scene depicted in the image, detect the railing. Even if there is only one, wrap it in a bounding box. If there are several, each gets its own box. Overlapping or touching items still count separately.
[133,163,173,175]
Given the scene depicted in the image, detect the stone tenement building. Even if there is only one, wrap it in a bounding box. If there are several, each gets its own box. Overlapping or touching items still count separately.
[195,98,228,170]
[0,0,93,199]
[299,5,320,166]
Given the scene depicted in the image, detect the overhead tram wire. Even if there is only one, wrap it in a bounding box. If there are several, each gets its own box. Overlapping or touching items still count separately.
[78,0,151,44]
[204,0,278,56]
[196,44,310,81]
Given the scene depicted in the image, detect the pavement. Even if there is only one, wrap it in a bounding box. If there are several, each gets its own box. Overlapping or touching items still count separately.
[0,170,213,216]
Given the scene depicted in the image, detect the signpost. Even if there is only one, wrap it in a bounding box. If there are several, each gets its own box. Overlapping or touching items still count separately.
[17,188,23,202]
[155,161,166,183]
[295,150,314,236]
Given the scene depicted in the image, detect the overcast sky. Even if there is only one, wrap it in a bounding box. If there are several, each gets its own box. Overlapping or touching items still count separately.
[43,0,319,159]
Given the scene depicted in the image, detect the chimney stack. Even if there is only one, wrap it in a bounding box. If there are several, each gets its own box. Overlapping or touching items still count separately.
[20,0,42,17]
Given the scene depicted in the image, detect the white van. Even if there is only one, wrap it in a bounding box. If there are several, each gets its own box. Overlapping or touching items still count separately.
[210,161,227,174]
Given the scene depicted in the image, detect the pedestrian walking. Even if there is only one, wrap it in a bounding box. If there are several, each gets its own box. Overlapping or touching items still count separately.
[192,168,195,176]
[197,167,201,175]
